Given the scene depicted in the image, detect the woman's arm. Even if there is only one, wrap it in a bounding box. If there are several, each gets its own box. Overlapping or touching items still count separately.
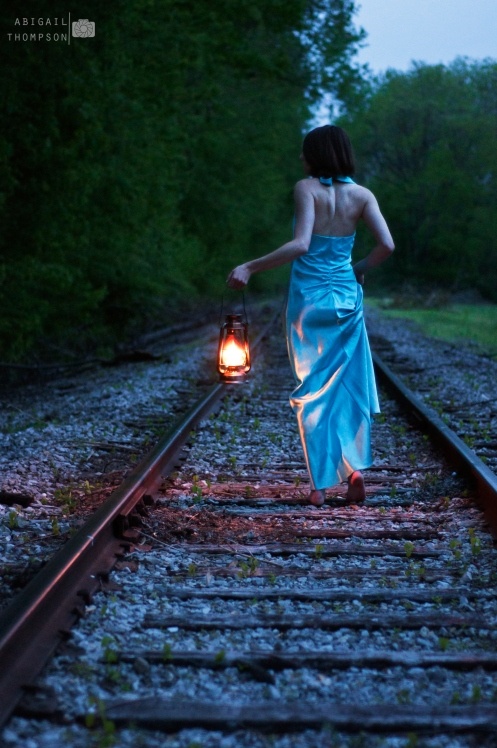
[226,181,315,289]
[353,191,395,284]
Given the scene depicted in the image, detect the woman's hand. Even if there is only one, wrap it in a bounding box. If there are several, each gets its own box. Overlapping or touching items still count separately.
[226,264,251,289]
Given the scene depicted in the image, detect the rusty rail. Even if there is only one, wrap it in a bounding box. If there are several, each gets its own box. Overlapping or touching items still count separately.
[0,383,226,726]
[0,310,276,727]
[373,351,497,528]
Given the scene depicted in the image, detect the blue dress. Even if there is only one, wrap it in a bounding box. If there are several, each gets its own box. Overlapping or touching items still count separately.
[286,178,380,490]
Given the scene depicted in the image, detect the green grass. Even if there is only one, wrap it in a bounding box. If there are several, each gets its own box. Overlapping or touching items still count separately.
[367,299,497,357]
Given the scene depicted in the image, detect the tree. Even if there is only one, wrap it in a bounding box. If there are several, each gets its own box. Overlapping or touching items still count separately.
[0,0,363,361]
[340,59,497,300]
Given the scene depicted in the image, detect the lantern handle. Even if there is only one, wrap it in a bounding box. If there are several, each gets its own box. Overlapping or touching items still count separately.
[219,290,249,326]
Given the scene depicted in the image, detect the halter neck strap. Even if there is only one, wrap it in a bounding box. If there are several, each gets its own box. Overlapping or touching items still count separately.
[319,175,355,186]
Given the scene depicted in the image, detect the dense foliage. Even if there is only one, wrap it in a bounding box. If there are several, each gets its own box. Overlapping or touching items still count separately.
[0,0,363,361]
[341,59,497,301]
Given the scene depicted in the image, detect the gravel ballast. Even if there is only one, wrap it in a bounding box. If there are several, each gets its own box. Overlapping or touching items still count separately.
[1,310,497,747]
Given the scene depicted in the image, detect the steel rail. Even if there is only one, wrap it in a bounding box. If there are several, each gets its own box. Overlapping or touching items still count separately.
[0,309,277,727]
[0,384,229,726]
[373,351,497,527]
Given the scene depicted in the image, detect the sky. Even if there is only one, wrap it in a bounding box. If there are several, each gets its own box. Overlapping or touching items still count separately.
[353,0,497,74]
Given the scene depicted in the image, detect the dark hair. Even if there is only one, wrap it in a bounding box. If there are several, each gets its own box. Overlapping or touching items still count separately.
[302,125,355,179]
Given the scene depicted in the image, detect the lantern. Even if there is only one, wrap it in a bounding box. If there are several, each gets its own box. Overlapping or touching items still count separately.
[217,313,251,383]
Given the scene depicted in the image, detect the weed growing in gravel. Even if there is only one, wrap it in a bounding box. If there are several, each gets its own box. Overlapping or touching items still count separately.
[481,425,491,442]
[438,636,450,651]
[391,422,407,437]
[215,649,226,664]
[406,561,426,580]
[386,576,399,589]
[396,688,411,704]
[468,415,481,431]
[267,431,283,447]
[229,423,241,445]
[314,543,324,559]
[427,396,444,415]
[190,475,203,502]
[7,510,19,529]
[70,661,94,680]
[217,410,231,424]
[471,684,483,703]
[51,516,60,536]
[449,538,462,561]
[101,635,118,664]
[404,541,414,559]
[261,454,269,468]
[86,695,116,747]
[421,471,441,489]
[237,556,259,578]
[105,666,130,690]
[468,527,482,555]
[54,487,76,514]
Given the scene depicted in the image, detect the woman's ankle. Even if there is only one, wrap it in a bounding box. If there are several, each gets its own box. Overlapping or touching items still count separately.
[309,489,325,507]
[346,471,366,502]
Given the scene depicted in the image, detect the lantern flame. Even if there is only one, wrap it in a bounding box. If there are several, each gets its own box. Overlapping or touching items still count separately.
[220,336,246,368]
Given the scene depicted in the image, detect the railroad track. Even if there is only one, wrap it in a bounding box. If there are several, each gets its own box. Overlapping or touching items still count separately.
[368,314,497,478]
[1,317,497,747]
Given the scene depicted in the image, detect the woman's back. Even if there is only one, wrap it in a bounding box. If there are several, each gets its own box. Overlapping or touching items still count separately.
[300,178,369,238]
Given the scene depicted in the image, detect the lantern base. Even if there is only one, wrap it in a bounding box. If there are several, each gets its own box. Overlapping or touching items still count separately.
[219,373,249,384]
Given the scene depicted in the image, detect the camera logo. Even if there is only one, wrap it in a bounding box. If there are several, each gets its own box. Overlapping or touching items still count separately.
[72,19,95,38]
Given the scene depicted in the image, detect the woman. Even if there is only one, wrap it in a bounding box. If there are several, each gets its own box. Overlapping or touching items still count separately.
[227,125,394,506]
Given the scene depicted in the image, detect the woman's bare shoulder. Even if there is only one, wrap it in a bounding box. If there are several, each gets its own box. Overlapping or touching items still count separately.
[348,183,379,209]
[293,179,317,204]
[350,183,374,197]
[294,178,315,193]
